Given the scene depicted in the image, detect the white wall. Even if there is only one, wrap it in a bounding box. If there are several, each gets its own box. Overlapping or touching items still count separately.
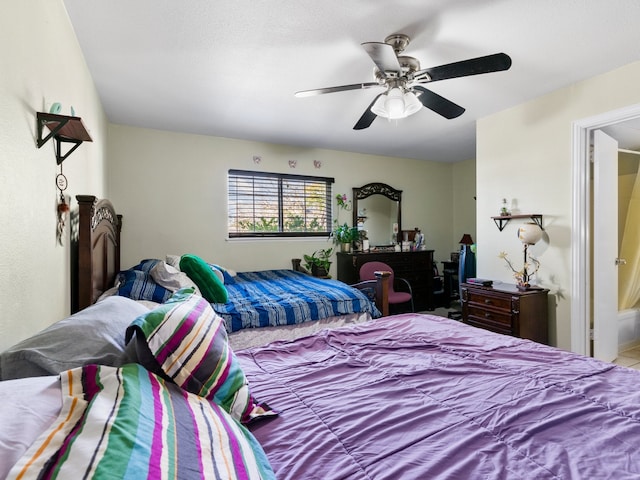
[0,0,108,351]
[107,124,463,277]
[477,60,640,350]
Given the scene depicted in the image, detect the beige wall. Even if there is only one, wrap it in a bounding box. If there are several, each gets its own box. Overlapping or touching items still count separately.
[477,60,640,350]
[5,3,639,356]
[0,0,108,351]
[452,158,477,253]
[619,153,639,250]
[0,0,475,351]
[107,124,467,277]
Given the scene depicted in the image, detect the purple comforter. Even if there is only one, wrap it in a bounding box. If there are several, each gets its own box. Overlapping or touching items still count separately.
[237,314,640,479]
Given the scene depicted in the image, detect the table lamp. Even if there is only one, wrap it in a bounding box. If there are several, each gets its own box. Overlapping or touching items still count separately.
[458,234,476,292]
[517,223,543,288]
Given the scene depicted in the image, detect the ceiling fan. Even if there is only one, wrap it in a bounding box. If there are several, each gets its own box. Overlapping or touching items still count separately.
[295,34,512,130]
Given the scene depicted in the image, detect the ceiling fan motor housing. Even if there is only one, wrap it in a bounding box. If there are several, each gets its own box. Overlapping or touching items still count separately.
[384,33,411,54]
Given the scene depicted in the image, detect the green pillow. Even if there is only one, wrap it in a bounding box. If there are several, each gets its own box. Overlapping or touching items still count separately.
[179,254,229,303]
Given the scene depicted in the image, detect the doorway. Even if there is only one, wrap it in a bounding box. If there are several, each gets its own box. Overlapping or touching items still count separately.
[571,103,640,358]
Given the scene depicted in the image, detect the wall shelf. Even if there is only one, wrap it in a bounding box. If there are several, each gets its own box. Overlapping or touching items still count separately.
[37,112,92,165]
[491,214,543,232]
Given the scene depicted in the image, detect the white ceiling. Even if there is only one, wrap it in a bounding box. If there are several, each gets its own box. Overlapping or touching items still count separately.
[605,118,640,152]
[62,0,640,162]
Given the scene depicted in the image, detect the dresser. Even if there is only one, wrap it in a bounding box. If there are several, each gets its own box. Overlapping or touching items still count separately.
[460,283,549,344]
[337,250,434,311]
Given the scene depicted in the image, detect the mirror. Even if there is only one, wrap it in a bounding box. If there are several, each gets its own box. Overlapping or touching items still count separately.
[352,183,402,248]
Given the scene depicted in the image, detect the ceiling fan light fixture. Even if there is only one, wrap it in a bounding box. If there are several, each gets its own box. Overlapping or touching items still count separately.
[371,88,421,120]
[384,87,405,119]
[403,91,422,117]
[370,95,387,118]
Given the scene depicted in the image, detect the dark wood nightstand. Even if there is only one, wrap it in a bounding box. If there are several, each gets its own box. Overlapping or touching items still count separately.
[441,260,459,307]
[460,282,549,345]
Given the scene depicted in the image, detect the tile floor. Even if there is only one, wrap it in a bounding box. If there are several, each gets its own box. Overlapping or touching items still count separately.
[613,345,640,370]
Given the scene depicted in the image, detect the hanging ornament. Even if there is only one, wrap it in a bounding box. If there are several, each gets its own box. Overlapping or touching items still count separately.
[56,166,69,245]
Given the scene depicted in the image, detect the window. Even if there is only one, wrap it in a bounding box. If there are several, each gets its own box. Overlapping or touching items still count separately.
[228,170,334,238]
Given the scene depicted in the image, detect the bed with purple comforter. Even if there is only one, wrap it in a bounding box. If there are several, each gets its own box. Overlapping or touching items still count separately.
[238,313,640,479]
[3,299,640,479]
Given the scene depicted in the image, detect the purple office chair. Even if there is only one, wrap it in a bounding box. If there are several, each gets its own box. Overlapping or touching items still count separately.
[359,261,414,313]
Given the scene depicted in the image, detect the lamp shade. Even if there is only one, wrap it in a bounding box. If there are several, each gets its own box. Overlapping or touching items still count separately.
[517,222,543,245]
[370,95,387,117]
[403,91,422,116]
[459,234,474,245]
[370,88,423,120]
[384,87,405,118]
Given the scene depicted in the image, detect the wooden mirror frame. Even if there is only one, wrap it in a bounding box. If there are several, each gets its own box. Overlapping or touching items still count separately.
[352,182,402,244]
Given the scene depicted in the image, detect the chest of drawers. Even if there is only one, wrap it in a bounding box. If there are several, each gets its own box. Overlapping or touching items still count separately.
[460,283,549,344]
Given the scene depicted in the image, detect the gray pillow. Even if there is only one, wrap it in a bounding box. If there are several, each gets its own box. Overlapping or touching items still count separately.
[0,296,150,380]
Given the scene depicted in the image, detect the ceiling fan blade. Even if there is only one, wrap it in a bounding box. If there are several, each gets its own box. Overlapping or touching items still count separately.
[353,94,383,130]
[413,86,465,119]
[414,53,512,83]
[295,82,380,98]
[361,42,401,74]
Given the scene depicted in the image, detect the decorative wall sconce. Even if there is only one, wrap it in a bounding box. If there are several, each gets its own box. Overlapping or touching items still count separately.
[288,160,297,168]
[314,160,322,169]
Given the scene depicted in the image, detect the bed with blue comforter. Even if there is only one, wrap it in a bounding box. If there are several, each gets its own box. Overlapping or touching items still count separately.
[112,259,381,334]
[214,269,380,332]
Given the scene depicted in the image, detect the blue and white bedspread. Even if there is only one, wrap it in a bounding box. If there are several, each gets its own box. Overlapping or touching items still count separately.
[214,270,381,333]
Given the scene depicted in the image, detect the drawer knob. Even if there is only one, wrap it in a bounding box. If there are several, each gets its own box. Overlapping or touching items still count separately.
[484,313,492,319]
[484,299,492,305]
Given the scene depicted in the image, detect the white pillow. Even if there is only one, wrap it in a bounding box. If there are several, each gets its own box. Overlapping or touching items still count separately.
[167,254,227,283]
[165,254,181,269]
[151,261,201,294]
[0,296,149,380]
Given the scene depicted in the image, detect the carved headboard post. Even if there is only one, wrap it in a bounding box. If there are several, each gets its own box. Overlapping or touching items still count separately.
[73,195,122,313]
[76,195,96,313]
[115,214,122,275]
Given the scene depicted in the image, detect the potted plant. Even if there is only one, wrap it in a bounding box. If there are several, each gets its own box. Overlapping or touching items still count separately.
[332,222,359,252]
[332,193,357,252]
[303,247,334,277]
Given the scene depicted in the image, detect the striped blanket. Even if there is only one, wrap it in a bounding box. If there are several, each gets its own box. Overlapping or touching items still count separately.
[214,269,381,333]
[8,364,274,480]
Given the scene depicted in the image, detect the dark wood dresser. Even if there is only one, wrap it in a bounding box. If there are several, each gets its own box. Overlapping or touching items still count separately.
[460,282,549,344]
[337,250,434,311]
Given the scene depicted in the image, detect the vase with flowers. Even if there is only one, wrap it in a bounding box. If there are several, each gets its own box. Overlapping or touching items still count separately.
[499,250,540,290]
[499,222,544,290]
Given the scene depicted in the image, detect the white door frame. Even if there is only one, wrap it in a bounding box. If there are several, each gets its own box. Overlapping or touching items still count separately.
[571,103,640,355]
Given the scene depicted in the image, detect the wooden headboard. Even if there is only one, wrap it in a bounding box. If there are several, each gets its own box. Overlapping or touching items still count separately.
[71,195,122,313]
